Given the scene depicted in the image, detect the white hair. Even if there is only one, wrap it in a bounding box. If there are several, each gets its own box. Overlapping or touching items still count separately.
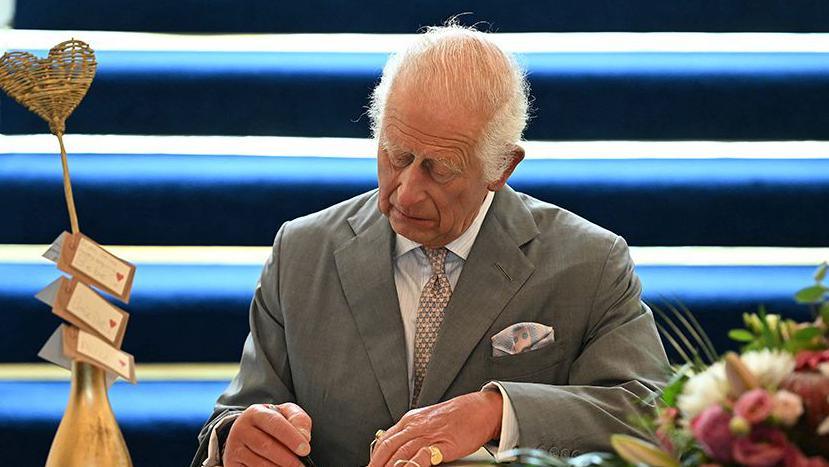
[368,23,530,182]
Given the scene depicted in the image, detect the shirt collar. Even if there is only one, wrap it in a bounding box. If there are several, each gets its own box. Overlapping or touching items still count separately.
[394,190,495,260]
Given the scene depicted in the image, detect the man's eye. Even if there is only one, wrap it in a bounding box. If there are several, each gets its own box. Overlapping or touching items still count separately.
[429,161,457,183]
[390,153,413,168]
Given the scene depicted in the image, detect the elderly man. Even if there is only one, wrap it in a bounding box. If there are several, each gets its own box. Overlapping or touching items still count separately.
[192,24,667,467]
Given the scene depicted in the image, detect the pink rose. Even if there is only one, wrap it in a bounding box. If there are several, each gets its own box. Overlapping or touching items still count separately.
[772,390,804,426]
[691,405,736,463]
[735,388,774,424]
[795,349,829,371]
[732,426,788,467]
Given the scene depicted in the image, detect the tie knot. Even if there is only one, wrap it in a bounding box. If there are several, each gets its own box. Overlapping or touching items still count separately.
[422,247,448,276]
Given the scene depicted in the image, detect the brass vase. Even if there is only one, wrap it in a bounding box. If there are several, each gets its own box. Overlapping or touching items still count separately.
[46,361,132,466]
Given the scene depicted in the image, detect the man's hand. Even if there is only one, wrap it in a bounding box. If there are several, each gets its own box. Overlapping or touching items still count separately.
[368,391,503,467]
[223,403,312,467]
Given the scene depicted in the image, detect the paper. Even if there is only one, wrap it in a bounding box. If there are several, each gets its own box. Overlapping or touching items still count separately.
[42,231,67,263]
[35,277,62,306]
[37,325,71,369]
[57,232,136,303]
[48,277,129,347]
[63,325,136,383]
[38,325,118,387]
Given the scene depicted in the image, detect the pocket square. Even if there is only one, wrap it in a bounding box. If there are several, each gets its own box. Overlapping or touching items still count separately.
[491,322,555,357]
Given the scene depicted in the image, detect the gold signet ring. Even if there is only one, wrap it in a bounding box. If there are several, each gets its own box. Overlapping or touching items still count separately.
[375,429,386,439]
[428,445,443,465]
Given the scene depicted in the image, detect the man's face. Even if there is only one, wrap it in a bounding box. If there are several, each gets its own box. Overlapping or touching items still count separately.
[377,91,492,247]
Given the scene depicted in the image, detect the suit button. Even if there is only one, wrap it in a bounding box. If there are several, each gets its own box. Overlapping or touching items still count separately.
[548,447,560,456]
[560,448,571,457]
[571,450,582,457]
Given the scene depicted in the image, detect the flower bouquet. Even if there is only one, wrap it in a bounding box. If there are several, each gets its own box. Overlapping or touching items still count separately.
[502,263,829,467]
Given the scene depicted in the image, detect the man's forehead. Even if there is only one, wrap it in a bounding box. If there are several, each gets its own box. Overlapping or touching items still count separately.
[380,116,469,158]
[383,93,486,140]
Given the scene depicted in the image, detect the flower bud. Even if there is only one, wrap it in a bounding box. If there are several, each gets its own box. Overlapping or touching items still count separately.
[729,416,751,436]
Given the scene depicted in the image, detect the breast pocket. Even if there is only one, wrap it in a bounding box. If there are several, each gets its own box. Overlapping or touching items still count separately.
[487,340,569,383]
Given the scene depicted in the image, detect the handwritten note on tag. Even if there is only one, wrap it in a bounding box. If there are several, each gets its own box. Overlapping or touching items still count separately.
[63,325,136,383]
[52,277,129,347]
[57,233,136,303]
[37,325,118,387]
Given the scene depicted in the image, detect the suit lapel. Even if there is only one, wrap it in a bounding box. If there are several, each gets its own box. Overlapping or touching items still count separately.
[416,187,539,406]
[334,204,410,421]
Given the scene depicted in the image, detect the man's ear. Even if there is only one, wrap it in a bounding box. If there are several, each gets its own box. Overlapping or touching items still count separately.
[486,144,525,191]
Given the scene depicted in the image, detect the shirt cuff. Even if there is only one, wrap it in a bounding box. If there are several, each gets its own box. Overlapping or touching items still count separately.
[202,412,242,467]
[481,381,519,462]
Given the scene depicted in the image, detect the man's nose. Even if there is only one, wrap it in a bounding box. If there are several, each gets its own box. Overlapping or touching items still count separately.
[395,163,428,209]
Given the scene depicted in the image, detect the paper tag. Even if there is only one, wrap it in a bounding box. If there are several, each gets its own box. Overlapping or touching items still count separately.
[35,277,62,306]
[42,232,68,263]
[51,277,129,347]
[63,325,136,383]
[38,326,117,387]
[57,233,136,303]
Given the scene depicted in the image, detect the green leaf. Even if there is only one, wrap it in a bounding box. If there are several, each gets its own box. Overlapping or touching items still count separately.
[660,365,690,407]
[729,329,755,342]
[795,285,828,304]
[757,306,782,349]
[815,262,828,283]
[793,326,821,341]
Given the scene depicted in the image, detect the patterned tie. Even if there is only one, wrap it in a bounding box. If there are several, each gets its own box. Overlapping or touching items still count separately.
[411,247,451,406]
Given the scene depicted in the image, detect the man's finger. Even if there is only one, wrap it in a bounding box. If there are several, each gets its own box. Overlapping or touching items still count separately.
[236,445,283,467]
[276,402,313,441]
[370,409,423,465]
[369,429,419,467]
[250,405,311,457]
[243,424,305,465]
[409,446,433,467]
[387,438,428,467]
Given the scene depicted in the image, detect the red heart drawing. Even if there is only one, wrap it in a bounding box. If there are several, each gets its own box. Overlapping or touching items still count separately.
[116,273,124,282]
[119,360,126,367]
[109,319,117,328]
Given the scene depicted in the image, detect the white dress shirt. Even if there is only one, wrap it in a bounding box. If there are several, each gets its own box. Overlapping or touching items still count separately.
[392,190,519,458]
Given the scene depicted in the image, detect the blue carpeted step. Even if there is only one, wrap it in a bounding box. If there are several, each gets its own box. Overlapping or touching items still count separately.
[0,261,820,363]
[0,379,224,467]
[1,154,827,247]
[3,51,829,140]
[13,0,829,33]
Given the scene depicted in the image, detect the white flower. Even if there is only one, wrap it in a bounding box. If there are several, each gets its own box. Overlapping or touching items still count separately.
[677,350,795,421]
[740,349,796,389]
[819,362,829,378]
[677,362,729,420]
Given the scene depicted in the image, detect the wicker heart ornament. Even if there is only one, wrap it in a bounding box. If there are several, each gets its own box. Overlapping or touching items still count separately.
[0,39,96,135]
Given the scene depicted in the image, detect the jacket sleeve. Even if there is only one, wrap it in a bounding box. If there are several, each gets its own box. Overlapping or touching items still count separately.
[191,224,297,467]
[497,235,668,457]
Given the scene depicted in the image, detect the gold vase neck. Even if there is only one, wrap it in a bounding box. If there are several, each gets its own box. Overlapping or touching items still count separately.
[73,361,106,386]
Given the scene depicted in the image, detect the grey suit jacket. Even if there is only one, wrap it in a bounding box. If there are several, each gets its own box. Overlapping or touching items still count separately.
[192,187,668,466]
